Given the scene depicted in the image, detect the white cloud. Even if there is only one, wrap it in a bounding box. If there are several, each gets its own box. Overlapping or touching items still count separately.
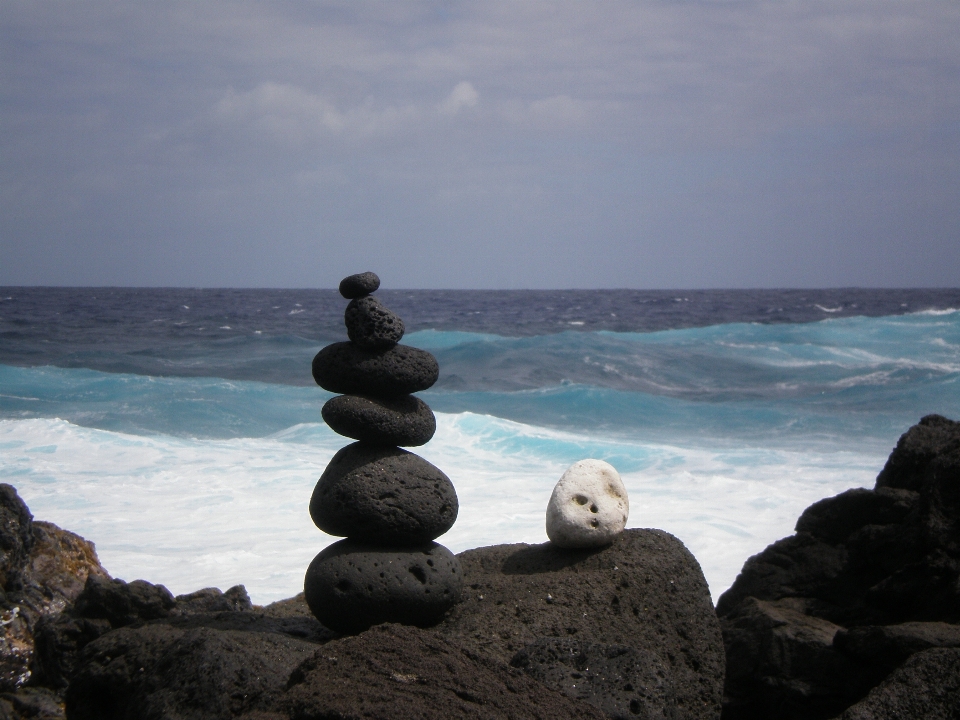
[438,81,479,116]
[210,82,420,145]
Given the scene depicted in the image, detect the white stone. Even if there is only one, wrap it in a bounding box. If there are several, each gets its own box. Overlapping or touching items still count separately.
[546,459,629,548]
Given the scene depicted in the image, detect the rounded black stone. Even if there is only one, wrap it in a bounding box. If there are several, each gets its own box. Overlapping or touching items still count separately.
[310,442,457,544]
[312,342,439,397]
[344,296,405,350]
[339,272,380,299]
[304,539,462,634]
[322,394,436,446]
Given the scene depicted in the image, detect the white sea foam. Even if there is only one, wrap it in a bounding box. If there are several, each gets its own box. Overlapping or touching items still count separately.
[0,414,884,605]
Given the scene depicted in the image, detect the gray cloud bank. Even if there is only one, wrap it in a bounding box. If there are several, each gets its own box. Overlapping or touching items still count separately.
[2,0,958,288]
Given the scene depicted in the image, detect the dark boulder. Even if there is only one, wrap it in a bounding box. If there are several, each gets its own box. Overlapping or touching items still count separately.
[281,623,606,720]
[303,540,462,634]
[174,585,253,615]
[831,647,960,720]
[435,529,725,720]
[834,621,960,681]
[344,296,405,350]
[718,415,960,719]
[338,271,380,299]
[720,597,872,720]
[0,687,64,719]
[0,485,34,592]
[310,443,457,544]
[0,486,109,693]
[34,578,254,689]
[321,394,436,446]
[71,576,175,628]
[312,342,439,397]
[64,623,320,720]
[511,637,672,720]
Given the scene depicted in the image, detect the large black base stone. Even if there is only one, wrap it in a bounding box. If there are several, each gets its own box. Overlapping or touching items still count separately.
[345,296,404,350]
[310,443,457,544]
[304,540,462,634]
[322,394,436,446]
[312,342,439,397]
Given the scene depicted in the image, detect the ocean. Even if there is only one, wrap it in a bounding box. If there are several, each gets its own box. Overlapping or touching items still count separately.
[2,287,959,604]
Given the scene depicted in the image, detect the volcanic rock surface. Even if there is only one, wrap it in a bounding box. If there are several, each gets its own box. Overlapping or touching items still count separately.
[718,414,960,720]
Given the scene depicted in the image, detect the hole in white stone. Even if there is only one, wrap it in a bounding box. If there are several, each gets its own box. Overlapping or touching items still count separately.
[589,504,598,513]
[573,495,589,506]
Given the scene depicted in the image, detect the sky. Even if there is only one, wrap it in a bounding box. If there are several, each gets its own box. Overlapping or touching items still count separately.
[2,0,959,289]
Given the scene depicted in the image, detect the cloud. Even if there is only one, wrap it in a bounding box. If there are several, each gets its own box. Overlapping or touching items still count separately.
[209,82,421,146]
[438,81,479,116]
[2,0,959,287]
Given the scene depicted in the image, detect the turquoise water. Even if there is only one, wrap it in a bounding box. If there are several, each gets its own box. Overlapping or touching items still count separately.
[1,292,958,603]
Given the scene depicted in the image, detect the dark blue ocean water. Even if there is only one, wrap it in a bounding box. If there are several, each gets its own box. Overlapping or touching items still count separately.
[1,286,958,602]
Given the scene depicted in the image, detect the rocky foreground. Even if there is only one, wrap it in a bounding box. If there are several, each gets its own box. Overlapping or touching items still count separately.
[0,486,723,719]
[1,414,958,719]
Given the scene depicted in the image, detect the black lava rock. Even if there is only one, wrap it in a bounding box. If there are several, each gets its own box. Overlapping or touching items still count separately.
[65,623,320,720]
[71,575,176,628]
[312,342,439,397]
[511,637,672,720]
[833,647,960,720]
[303,540,462,634]
[310,443,457,544]
[322,394,436,446]
[338,272,380,299]
[0,483,34,590]
[435,529,725,720]
[345,296,405,350]
[282,623,606,720]
[718,415,960,720]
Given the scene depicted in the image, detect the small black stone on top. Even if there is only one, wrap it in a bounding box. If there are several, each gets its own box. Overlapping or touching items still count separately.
[339,272,380,299]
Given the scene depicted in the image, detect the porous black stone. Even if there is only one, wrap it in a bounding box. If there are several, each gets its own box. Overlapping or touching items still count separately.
[322,394,436,446]
[511,637,673,720]
[344,296,405,350]
[303,540,462,634]
[310,443,457,544]
[312,342,439,397]
[338,272,380,299]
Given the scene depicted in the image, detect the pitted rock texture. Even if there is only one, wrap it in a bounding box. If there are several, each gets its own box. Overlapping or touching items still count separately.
[312,342,439,397]
[281,623,606,720]
[303,540,462,634]
[338,271,380,299]
[310,443,457,544]
[511,637,671,720]
[344,296,405,350]
[718,415,960,720]
[322,394,436,447]
[546,459,629,548]
[435,529,724,720]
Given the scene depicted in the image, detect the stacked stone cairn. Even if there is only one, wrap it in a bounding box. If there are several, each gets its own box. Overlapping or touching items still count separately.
[304,272,462,634]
